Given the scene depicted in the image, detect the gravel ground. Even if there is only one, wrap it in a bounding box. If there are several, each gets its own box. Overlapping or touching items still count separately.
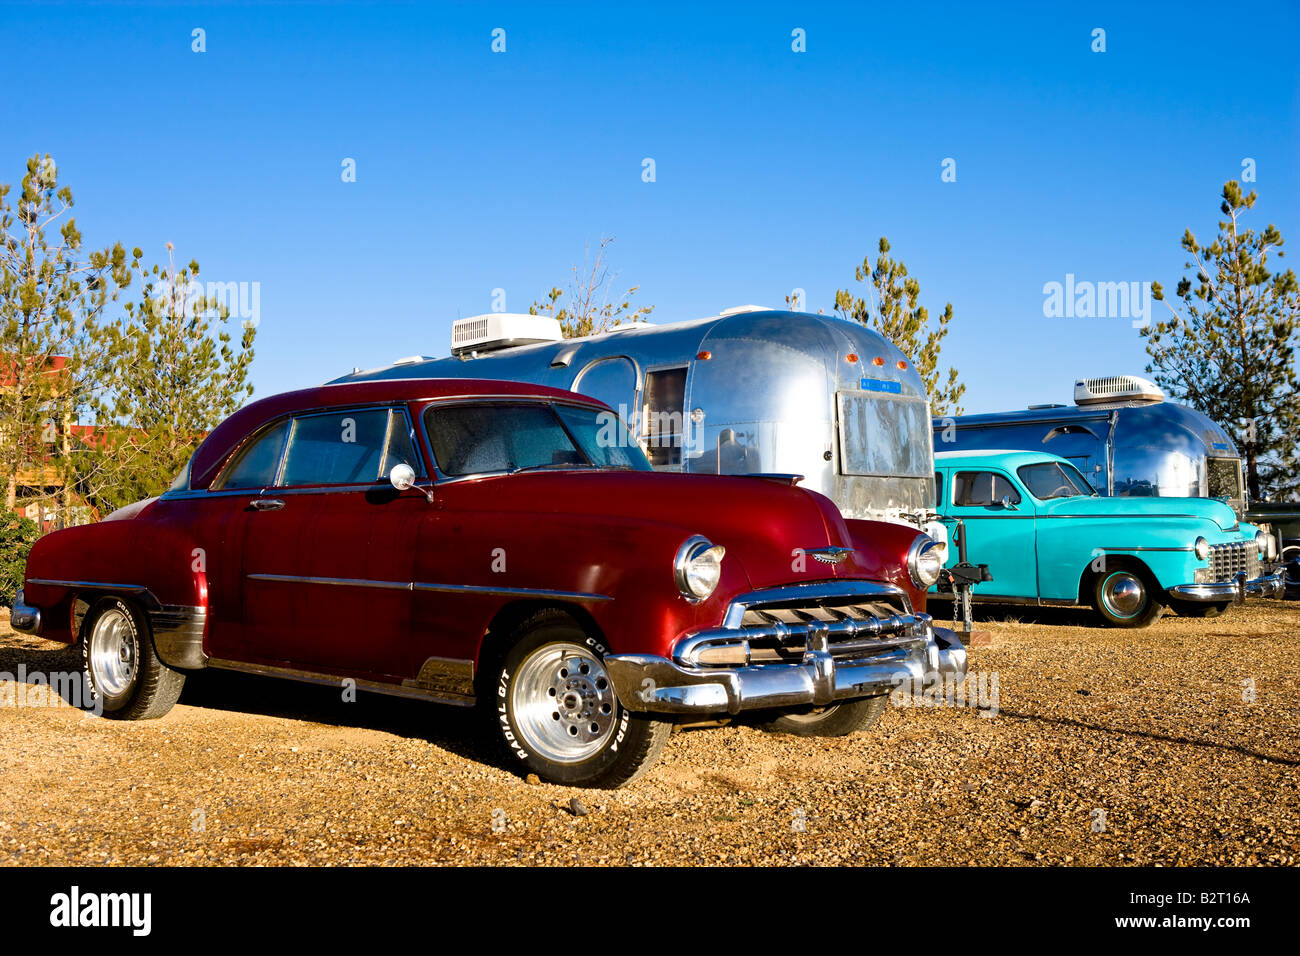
[1,601,1297,866]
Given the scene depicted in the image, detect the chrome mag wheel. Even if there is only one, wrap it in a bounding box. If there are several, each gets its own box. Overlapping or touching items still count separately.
[88,606,138,697]
[511,641,618,764]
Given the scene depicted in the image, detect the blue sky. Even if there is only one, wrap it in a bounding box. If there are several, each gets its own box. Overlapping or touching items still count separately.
[2,0,1296,414]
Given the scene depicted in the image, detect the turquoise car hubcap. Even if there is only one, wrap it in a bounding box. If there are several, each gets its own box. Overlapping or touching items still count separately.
[1101,572,1145,618]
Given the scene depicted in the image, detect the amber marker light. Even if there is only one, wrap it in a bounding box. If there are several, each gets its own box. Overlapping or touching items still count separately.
[845,353,859,363]
[696,350,712,360]
[897,360,908,370]
[872,356,885,366]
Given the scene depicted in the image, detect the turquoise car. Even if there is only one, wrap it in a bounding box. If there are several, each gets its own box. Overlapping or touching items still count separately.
[931,450,1284,627]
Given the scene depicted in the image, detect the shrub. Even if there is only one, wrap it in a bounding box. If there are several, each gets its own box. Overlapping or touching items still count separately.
[0,512,39,607]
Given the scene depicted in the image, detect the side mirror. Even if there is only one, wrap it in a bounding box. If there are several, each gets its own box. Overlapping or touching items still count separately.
[389,463,434,502]
[1000,494,1018,511]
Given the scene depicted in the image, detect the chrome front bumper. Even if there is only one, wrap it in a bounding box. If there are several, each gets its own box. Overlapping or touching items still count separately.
[8,589,42,635]
[1168,570,1284,603]
[606,613,967,716]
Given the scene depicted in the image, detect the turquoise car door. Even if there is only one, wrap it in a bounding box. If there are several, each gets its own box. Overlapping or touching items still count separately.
[940,467,1040,599]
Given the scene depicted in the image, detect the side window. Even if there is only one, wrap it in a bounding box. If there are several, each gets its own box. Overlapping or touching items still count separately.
[280,408,390,486]
[953,470,1021,507]
[934,471,943,508]
[219,420,290,490]
[641,366,686,467]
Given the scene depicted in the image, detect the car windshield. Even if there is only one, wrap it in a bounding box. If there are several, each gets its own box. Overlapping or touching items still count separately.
[1017,461,1097,499]
[424,401,652,477]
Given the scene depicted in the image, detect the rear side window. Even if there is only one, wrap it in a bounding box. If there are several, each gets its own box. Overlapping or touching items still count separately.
[281,409,390,486]
[219,420,290,490]
[953,470,1021,507]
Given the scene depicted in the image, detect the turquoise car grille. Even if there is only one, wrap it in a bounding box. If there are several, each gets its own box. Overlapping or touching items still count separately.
[1208,541,1252,580]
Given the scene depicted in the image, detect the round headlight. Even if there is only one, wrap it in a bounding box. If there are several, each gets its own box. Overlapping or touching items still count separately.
[1255,531,1268,557]
[674,535,726,603]
[1194,536,1210,560]
[907,534,944,588]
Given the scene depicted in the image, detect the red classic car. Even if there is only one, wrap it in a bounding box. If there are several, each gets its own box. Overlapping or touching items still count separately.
[9,379,965,787]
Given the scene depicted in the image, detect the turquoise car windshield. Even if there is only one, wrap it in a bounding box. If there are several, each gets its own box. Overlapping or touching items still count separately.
[1017,461,1097,499]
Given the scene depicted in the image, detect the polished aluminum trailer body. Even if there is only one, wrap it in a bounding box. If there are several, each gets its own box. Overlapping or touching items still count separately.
[331,309,937,527]
[934,394,1247,517]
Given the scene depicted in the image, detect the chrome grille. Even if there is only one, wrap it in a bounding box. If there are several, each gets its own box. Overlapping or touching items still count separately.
[676,586,922,668]
[1209,541,1252,580]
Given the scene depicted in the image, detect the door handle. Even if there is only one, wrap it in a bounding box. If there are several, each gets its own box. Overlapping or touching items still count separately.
[250,498,286,512]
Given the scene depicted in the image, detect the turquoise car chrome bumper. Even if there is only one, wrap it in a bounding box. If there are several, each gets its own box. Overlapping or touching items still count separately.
[1168,570,1284,603]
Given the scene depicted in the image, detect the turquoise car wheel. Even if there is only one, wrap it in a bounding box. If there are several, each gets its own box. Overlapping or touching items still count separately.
[1091,567,1164,628]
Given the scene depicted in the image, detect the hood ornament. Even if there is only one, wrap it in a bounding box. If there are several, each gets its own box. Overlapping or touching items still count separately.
[806,547,854,565]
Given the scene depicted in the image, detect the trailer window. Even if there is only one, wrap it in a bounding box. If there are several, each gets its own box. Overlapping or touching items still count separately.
[837,392,934,478]
[1207,457,1242,500]
[641,367,686,467]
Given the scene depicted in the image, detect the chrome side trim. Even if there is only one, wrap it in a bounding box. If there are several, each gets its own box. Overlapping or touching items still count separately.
[412,581,613,602]
[245,572,612,603]
[206,657,475,706]
[1095,546,1195,553]
[27,578,150,592]
[248,573,411,591]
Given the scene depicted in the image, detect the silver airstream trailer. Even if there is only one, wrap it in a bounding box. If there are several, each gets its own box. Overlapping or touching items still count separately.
[933,375,1250,517]
[330,307,942,538]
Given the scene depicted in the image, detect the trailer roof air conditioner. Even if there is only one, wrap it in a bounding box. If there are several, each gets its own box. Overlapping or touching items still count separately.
[1074,375,1164,406]
[451,313,564,356]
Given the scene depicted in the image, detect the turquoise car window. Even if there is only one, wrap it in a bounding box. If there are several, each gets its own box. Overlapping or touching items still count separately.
[954,471,1021,507]
[1017,461,1096,500]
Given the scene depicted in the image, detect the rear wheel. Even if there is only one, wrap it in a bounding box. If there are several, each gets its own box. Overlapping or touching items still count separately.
[1091,567,1164,628]
[1168,598,1231,618]
[493,611,671,788]
[81,597,185,719]
[758,695,888,737]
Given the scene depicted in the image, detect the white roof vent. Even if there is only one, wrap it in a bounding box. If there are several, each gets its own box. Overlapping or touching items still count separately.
[451,313,564,356]
[1074,375,1164,406]
[718,304,773,316]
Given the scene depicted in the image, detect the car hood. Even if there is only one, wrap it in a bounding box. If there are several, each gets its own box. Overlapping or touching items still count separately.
[1037,494,1240,531]
[447,470,856,590]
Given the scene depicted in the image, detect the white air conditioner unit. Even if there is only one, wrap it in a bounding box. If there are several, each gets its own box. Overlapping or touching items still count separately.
[1074,375,1164,406]
[451,313,564,356]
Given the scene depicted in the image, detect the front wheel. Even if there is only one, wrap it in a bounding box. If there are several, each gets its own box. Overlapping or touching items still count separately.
[1091,568,1164,628]
[758,695,888,737]
[494,612,671,788]
[81,597,186,719]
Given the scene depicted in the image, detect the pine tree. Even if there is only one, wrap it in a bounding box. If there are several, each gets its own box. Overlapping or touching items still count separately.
[87,244,256,510]
[0,154,135,524]
[1143,181,1300,501]
[834,237,964,415]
